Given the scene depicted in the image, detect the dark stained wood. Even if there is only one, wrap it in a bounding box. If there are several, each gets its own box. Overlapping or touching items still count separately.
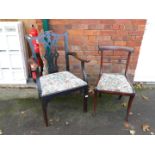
[41,101,48,127]
[98,45,134,53]
[83,86,88,112]
[94,45,136,122]
[125,94,135,121]
[25,31,90,126]
[93,90,98,113]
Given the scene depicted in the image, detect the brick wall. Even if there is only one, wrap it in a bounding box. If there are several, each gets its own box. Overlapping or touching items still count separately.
[35,19,146,84]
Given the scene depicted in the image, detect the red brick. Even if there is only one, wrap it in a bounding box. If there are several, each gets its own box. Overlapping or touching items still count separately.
[112,24,124,30]
[114,51,128,56]
[114,41,127,46]
[71,45,81,51]
[99,20,115,24]
[36,19,42,24]
[68,30,84,35]
[103,52,114,56]
[86,40,98,46]
[88,24,105,30]
[103,58,111,63]
[134,47,140,52]
[132,20,146,25]
[128,31,144,35]
[97,36,112,41]
[125,25,138,31]
[86,45,97,51]
[49,20,65,25]
[86,51,100,56]
[98,41,114,46]
[72,64,81,70]
[81,19,100,24]
[104,24,112,30]
[127,41,141,46]
[129,36,136,41]
[72,24,88,29]
[88,36,96,42]
[65,24,72,29]
[102,63,113,72]
[114,19,132,24]
[72,39,83,45]
[112,35,126,41]
[116,30,128,35]
[112,64,124,73]
[112,24,120,30]
[138,25,146,31]
[99,30,114,35]
[83,30,99,35]
[122,36,129,41]
[135,36,143,41]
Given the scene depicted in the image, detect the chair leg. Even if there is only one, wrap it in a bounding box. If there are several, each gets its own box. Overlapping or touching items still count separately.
[93,90,98,113]
[118,95,122,100]
[125,94,135,121]
[41,101,49,127]
[83,86,88,112]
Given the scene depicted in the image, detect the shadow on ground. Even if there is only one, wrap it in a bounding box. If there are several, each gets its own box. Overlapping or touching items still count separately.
[0,87,155,135]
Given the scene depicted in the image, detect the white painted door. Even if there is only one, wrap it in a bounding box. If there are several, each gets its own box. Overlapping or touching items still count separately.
[134,19,155,82]
[0,22,28,84]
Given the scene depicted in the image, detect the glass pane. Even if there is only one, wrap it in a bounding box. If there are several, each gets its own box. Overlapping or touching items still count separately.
[0,50,6,52]
[10,54,22,69]
[0,36,7,50]
[0,28,3,33]
[1,69,12,80]
[5,26,16,33]
[0,54,10,68]
[12,70,24,80]
[7,35,20,50]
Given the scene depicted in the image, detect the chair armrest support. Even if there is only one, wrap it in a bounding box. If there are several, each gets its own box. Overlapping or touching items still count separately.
[81,61,88,83]
[68,52,90,82]
[68,52,90,63]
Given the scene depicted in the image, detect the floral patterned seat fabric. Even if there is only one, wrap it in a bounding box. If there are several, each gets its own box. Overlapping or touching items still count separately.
[96,73,134,94]
[39,71,87,97]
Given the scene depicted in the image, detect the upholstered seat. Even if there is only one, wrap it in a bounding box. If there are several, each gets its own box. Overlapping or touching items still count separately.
[38,71,87,97]
[96,73,134,94]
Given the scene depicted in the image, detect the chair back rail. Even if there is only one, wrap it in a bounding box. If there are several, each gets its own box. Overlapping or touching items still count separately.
[98,45,134,53]
[25,31,70,77]
[98,45,134,77]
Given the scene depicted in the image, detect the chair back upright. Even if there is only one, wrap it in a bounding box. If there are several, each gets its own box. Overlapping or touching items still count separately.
[25,31,70,77]
[98,45,134,78]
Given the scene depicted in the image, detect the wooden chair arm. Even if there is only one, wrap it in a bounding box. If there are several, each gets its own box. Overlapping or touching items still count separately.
[68,52,90,83]
[68,52,90,63]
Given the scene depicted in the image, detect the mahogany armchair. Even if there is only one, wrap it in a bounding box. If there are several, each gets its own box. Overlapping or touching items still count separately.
[25,31,90,126]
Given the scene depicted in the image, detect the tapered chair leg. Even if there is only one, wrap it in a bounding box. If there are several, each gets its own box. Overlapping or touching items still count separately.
[41,101,49,127]
[93,90,98,113]
[83,87,88,112]
[125,94,135,121]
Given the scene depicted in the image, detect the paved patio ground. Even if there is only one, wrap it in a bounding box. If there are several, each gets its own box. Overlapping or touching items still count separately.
[0,85,155,135]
